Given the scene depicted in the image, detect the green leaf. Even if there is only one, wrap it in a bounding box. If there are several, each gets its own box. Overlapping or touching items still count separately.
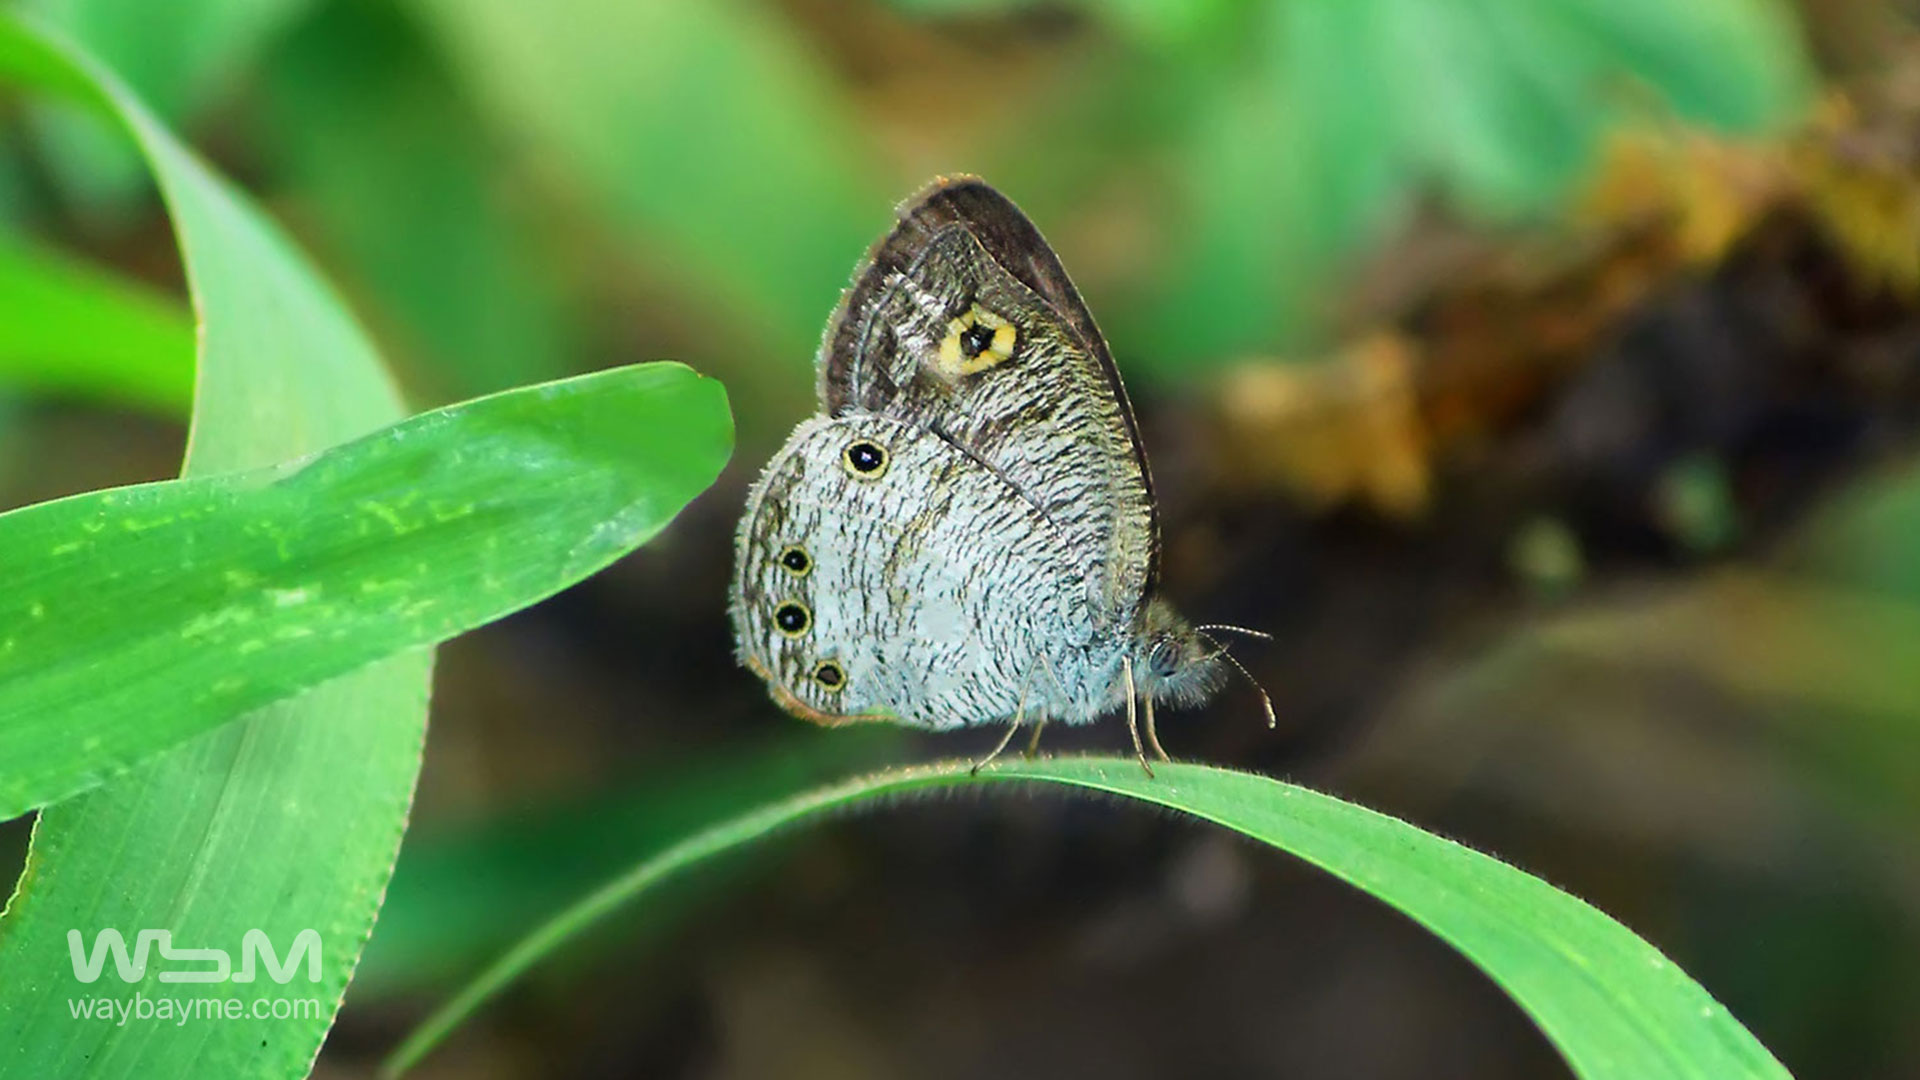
[1397,573,1920,823]
[0,361,731,820]
[1,13,407,1077]
[1789,457,1920,604]
[0,142,30,228]
[1550,0,1807,131]
[18,0,316,119]
[17,0,319,218]
[387,758,1790,1080]
[257,0,579,399]
[1138,0,1410,366]
[0,229,194,415]
[404,0,887,363]
[1132,0,1811,368]
[354,729,902,996]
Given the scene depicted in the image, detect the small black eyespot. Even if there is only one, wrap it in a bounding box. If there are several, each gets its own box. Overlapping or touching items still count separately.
[960,322,997,359]
[812,660,845,690]
[774,602,811,637]
[842,439,888,479]
[778,546,811,575]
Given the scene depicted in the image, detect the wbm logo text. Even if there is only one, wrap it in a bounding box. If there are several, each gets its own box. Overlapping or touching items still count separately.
[66,929,322,985]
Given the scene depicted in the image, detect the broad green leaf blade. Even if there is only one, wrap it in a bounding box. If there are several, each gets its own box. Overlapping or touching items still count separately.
[388,758,1790,1080]
[0,229,193,415]
[0,15,417,1079]
[0,362,732,820]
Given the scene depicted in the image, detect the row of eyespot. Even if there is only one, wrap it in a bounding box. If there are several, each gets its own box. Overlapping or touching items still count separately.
[764,435,890,694]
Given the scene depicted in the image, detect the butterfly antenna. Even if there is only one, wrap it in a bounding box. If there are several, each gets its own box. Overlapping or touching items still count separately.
[1197,632,1279,730]
[1195,623,1273,642]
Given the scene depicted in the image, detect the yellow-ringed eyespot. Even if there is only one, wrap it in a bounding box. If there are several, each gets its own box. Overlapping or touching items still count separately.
[936,303,1017,377]
[811,660,846,691]
[842,439,889,479]
[774,601,811,638]
[778,545,811,576]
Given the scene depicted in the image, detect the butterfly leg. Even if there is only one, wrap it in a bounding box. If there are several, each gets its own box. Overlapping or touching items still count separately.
[1144,695,1170,762]
[1123,656,1154,778]
[971,663,1035,776]
[969,721,1022,776]
[1022,653,1065,759]
[1023,718,1049,759]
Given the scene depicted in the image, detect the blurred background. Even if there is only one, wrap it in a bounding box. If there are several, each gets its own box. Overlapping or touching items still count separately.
[4,0,1920,1076]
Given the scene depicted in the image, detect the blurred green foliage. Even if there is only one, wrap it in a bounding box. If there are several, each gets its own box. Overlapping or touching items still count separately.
[1795,461,1920,603]
[18,0,313,118]
[1132,0,1807,367]
[405,0,887,364]
[15,0,317,213]
[0,229,191,414]
[257,0,578,399]
[2,0,1812,412]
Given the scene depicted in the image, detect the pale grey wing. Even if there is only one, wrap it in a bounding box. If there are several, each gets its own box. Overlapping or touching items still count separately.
[730,414,1100,730]
[815,177,1156,635]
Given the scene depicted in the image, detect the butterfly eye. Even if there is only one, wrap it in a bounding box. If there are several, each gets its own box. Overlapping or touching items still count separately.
[774,601,811,638]
[842,439,889,479]
[811,660,846,691]
[1148,639,1181,677]
[778,546,811,576]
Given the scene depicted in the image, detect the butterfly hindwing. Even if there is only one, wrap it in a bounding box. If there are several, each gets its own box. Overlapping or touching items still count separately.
[731,415,1096,729]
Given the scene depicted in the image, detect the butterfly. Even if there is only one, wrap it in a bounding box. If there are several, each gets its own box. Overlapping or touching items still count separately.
[730,177,1268,774]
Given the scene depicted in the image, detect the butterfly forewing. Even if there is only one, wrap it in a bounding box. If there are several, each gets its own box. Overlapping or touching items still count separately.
[817,177,1158,628]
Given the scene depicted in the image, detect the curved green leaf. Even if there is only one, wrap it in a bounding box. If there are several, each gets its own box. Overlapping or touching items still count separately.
[0,361,732,821]
[356,729,903,996]
[18,0,319,217]
[387,757,1791,1080]
[0,14,478,1079]
[19,0,316,120]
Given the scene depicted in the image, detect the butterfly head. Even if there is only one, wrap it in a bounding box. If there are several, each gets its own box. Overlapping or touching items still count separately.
[1132,597,1225,709]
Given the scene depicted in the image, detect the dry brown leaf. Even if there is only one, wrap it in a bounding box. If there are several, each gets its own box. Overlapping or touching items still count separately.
[1215,333,1431,520]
